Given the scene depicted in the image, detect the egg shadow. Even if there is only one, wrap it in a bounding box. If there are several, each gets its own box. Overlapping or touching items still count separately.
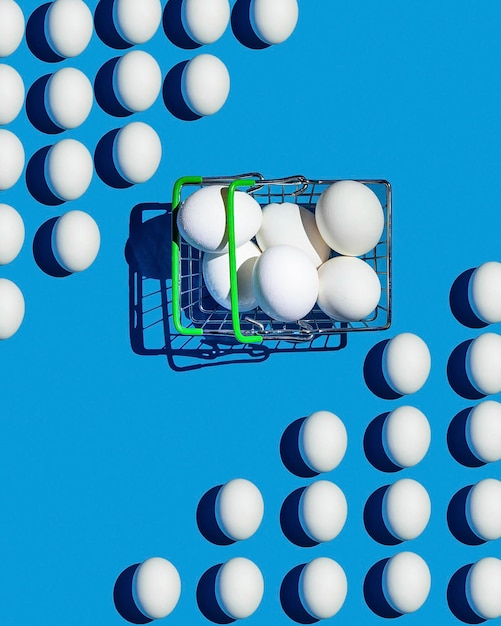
[447,564,485,624]
[26,146,65,206]
[26,3,64,62]
[163,61,201,122]
[26,75,64,134]
[94,0,133,49]
[197,564,235,624]
[113,563,152,624]
[450,269,488,329]
[447,340,486,400]
[364,412,402,473]
[231,0,270,49]
[94,128,133,189]
[94,57,133,118]
[280,487,318,548]
[364,558,402,619]
[363,486,402,546]
[196,485,235,546]
[280,564,318,624]
[32,217,71,278]
[280,418,319,478]
[447,485,485,546]
[363,340,402,400]
[447,408,485,468]
[163,0,201,49]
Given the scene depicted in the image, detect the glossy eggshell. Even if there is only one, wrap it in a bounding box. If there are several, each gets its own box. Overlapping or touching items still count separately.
[252,245,319,322]
[382,479,431,541]
[0,204,24,265]
[132,557,181,620]
[0,278,24,338]
[45,139,93,201]
[202,241,261,312]
[299,480,347,543]
[52,210,100,273]
[382,333,431,395]
[0,64,24,124]
[45,0,93,58]
[466,400,501,463]
[215,478,264,541]
[299,557,347,619]
[466,557,501,620]
[299,410,347,473]
[45,67,93,129]
[466,333,501,395]
[382,552,431,614]
[317,256,381,321]
[113,50,162,113]
[182,0,230,44]
[216,558,264,619]
[466,478,501,541]
[181,54,230,116]
[468,261,501,324]
[113,122,162,184]
[315,180,384,256]
[177,184,262,253]
[0,0,24,57]
[113,0,162,44]
[256,203,329,267]
[0,129,24,190]
[382,406,431,468]
[249,0,299,45]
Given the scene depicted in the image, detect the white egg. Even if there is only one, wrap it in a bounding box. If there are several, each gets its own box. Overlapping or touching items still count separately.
[0,0,24,57]
[113,0,162,44]
[249,0,299,45]
[215,478,264,541]
[202,241,261,312]
[382,479,431,541]
[52,210,100,273]
[382,333,431,395]
[45,67,93,129]
[181,54,230,117]
[299,557,347,620]
[0,204,24,265]
[113,122,161,185]
[113,50,161,114]
[382,406,431,468]
[466,478,501,541]
[466,557,501,620]
[315,180,384,257]
[256,203,330,268]
[177,184,262,253]
[252,245,318,323]
[299,480,347,543]
[0,129,24,190]
[317,256,381,321]
[298,410,347,473]
[466,400,501,463]
[382,552,431,614]
[45,0,93,58]
[216,557,264,620]
[182,0,230,44]
[468,262,501,324]
[0,278,24,339]
[132,557,181,620]
[466,333,501,395]
[0,65,24,124]
[45,139,93,201]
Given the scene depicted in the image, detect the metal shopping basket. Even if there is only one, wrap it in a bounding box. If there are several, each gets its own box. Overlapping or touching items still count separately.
[171,174,392,344]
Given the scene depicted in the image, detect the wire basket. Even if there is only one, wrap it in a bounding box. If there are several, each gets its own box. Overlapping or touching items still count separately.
[171,174,392,344]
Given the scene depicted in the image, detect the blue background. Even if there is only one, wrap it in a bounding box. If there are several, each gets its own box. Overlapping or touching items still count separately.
[2,0,501,623]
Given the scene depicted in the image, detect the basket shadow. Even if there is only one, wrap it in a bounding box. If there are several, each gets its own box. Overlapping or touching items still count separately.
[26,3,64,62]
[363,340,402,400]
[33,217,71,278]
[447,341,486,400]
[113,564,152,624]
[280,564,318,624]
[280,418,319,478]
[231,0,269,49]
[447,564,485,624]
[363,486,402,546]
[280,488,318,548]
[447,408,485,467]
[163,0,201,49]
[196,485,235,546]
[450,269,488,329]
[447,486,485,546]
[364,412,401,472]
[197,564,235,624]
[363,558,402,619]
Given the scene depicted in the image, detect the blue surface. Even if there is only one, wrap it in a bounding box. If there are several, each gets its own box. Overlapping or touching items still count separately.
[2,0,501,623]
